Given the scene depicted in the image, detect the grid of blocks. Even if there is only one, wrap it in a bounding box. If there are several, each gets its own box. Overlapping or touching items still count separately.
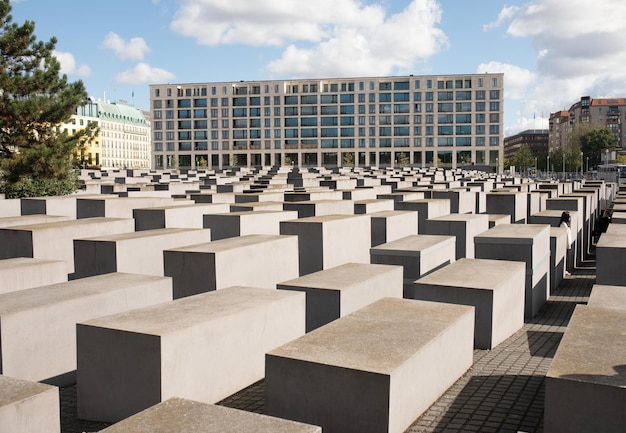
[0,165,622,433]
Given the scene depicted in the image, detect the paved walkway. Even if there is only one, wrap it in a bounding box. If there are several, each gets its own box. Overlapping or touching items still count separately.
[60,258,595,433]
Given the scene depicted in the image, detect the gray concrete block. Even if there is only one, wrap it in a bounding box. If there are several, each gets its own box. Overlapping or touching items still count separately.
[265,298,474,433]
[408,258,525,349]
[277,263,403,332]
[281,215,371,276]
[76,196,178,219]
[77,286,306,423]
[0,257,67,295]
[485,191,528,224]
[133,203,230,230]
[588,284,626,309]
[203,210,298,240]
[424,213,489,259]
[370,210,418,247]
[474,223,550,319]
[0,217,135,274]
[0,375,60,433]
[73,228,212,278]
[164,234,299,298]
[596,225,626,286]
[98,397,321,432]
[283,200,354,218]
[395,199,451,234]
[545,305,626,433]
[0,273,172,384]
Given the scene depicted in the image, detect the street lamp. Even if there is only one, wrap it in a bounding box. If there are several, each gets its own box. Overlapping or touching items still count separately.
[580,151,583,179]
[496,157,499,175]
[562,152,565,179]
[586,157,589,175]
[547,154,550,178]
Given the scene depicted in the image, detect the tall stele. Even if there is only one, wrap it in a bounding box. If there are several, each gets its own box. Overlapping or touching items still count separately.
[0,0,96,198]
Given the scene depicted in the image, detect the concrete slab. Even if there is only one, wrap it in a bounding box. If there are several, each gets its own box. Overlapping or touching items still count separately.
[280,214,371,276]
[0,257,67,295]
[265,298,474,433]
[203,211,298,240]
[0,217,135,274]
[0,375,60,433]
[0,214,70,228]
[395,199,451,234]
[76,196,178,219]
[370,210,418,247]
[588,284,626,309]
[277,263,403,332]
[485,191,528,224]
[0,199,21,217]
[77,286,306,423]
[423,213,489,259]
[474,224,551,319]
[596,228,626,286]
[486,213,511,228]
[0,273,172,384]
[229,201,284,212]
[282,200,354,218]
[133,203,230,230]
[407,258,525,349]
[371,234,456,287]
[73,228,212,278]
[98,397,321,433]
[545,305,626,433]
[353,198,395,215]
[164,234,299,298]
[432,189,476,214]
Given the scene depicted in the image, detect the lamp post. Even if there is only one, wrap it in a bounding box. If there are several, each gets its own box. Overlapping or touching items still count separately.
[496,157,499,175]
[580,151,583,179]
[562,152,565,179]
[586,157,589,175]
[547,154,550,178]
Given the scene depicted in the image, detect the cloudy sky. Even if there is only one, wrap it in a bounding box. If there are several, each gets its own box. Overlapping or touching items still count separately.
[9,0,626,136]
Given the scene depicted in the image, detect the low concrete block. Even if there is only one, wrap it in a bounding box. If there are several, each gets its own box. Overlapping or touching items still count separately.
[486,191,528,224]
[486,213,511,228]
[588,284,626,309]
[0,257,67,295]
[407,258,525,349]
[229,201,284,212]
[0,375,60,433]
[423,213,489,259]
[354,198,395,215]
[432,189,476,214]
[265,298,474,433]
[0,214,70,228]
[20,195,90,219]
[0,273,172,384]
[545,305,626,433]
[281,215,371,276]
[0,199,21,217]
[395,199,451,234]
[596,227,626,286]
[203,210,298,240]
[133,203,230,231]
[73,228,212,278]
[370,210,418,247]
[0,217,135,274]
[76,196,178,219]
[370,234,456,288]
[164,234,299,298]
[283,200,354,218]
[549,227,567,292]
[474,224,550,319]
[98,397,321,433]
[77,286,306,423]
[277,263,403,332]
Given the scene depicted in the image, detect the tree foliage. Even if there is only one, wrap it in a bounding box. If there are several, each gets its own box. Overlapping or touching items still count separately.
[510,145,535,173]
[576,128,617,169]
[0,0,89,197]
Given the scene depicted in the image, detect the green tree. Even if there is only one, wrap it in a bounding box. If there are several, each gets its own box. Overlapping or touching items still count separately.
[342,152,354,167]
[549,147,565,173]
[511,144,535,174]
[0,0,88,197]
[577,128,617,169]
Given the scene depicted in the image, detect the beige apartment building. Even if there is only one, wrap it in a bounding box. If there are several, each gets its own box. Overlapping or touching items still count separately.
[149,73,504,170]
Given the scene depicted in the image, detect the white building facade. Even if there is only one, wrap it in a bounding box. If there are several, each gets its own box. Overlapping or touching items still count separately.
[149,73,503,170]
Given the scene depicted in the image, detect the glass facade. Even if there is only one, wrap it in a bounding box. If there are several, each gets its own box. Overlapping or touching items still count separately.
[150,74,503,169]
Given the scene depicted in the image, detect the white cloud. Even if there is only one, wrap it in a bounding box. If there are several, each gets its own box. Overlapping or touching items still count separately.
[488,0,626,135]
[100,32,151,61]
[482,5,519,32]
[53,51,91,77]
[171,0,448,77]
[476,61,535,100]
[114,63,175,84]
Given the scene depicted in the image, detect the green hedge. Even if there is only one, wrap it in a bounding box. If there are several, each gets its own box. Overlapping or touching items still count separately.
[0,173,80,198]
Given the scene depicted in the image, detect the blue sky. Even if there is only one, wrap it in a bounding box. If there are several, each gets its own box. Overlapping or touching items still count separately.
[9,0,626,136]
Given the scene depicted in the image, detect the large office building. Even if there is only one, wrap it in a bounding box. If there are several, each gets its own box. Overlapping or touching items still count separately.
[64,99,151,169]
[503,129,548,160]
[149,73,503,170]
